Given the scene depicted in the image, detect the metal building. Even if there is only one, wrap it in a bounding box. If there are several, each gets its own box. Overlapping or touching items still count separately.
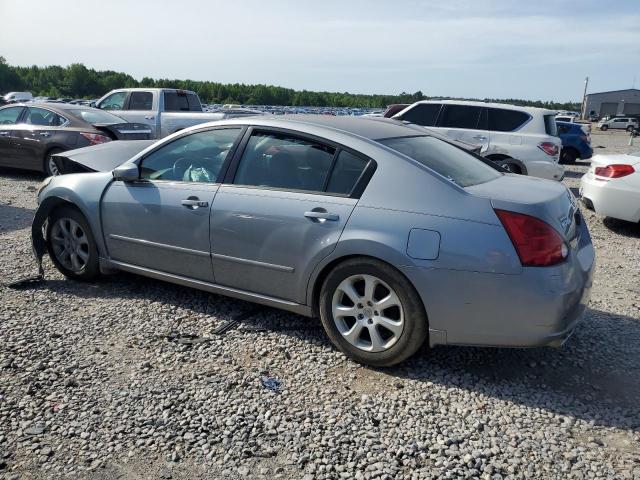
[583,88,640,118]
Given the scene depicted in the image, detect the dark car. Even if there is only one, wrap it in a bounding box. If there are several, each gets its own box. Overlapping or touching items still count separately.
[382,104,410,118]
[0,103,152,175]
[556,121,593,164]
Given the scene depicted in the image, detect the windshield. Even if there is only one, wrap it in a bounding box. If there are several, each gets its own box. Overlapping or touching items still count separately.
[379,135,501,187]
[68,109,125,124]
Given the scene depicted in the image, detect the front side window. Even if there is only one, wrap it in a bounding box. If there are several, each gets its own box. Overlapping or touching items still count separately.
[379,135,500,187]
[438,105,482,129]
[0,107,25,125]
[25,108,67,127]
[128,92,153,110]
[234,132,336,192]
[488,108,530,132]
[140,128,242,182]
[100,92,127,110]
[398,103,441,127]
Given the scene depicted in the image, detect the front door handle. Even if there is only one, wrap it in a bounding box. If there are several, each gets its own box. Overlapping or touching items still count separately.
[0,131,9,136]
[304,210,339,222]
[181,198,209,209]
[472,135,487,141]
[144,116,155,120]
[39,132,51,137]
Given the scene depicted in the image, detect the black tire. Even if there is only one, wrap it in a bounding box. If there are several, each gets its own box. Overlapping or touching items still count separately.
[46,206,100,281]
[560,149,577,164]
[600,124,608,131]
[626,125,634,132]
[44,148,63,176]
[319,257,428,367]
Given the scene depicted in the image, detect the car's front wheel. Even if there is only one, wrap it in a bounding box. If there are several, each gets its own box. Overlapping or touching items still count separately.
[600,124,608,131]
[319,257,428,366]
[44,148,63,176]
[627,125,635,132]
[46,206,100,281]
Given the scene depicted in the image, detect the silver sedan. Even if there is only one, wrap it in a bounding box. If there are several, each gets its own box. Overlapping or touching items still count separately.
[32,116,595,366]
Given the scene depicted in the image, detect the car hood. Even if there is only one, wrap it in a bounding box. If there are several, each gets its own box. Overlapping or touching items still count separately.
[52,140,155,174]
[466,174,579,239]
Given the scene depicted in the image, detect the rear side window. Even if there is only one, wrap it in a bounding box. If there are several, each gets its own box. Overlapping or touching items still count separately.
[326,150,368,195]
[379,136,500,187]
[25,108,67,127]
[0,107,24,124]
[438,105,482,129]
[164,92,201,112]
[234,132,336,192]
[488,108,530,132]
[397,104,441,127]
[128,92,153,110]
[544,115,558,136]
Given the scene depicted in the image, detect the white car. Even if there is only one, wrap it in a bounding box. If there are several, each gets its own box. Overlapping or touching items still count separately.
[393,100,564,181]
[597,117,639,132]
[3,91,33,103]
[580,152,640,223]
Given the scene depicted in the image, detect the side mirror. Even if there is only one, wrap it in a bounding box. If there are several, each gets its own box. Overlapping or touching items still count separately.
[112,163,139,182]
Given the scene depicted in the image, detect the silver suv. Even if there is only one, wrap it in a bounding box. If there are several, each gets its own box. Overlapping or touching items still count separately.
[393,100,564,181]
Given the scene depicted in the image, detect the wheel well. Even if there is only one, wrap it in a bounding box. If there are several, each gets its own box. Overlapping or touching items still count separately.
[310,254,425,319]
[485,153,510,161]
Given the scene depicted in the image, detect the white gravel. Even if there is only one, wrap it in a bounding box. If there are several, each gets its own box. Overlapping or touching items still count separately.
[0,129,639,480]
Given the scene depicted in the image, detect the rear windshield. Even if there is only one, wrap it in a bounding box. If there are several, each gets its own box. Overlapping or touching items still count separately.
[68,109,125,124]
[164,92,202,112]
[379,135,501,187]
[544,114,558,136]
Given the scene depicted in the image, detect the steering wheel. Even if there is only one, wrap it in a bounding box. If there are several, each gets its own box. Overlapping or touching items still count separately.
[172,157,215,182]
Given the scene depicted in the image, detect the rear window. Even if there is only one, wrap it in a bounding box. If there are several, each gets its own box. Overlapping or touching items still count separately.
[397,103,441,127]
[488,108,530,132]
[69,109,125,124]
[379,135,501,187]
[544,115,558,136]
[128,91,153,110]
[164,92,202,112]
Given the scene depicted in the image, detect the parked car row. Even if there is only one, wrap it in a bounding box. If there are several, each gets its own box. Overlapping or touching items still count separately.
[31,115,595,366]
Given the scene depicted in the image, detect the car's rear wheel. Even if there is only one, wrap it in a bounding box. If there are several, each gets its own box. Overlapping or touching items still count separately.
[560,148,577,164]
[319,257,427,366]
[600,125,608,131]
[46,206,99,281]
[626,125,635,132]
[44,148,63,176]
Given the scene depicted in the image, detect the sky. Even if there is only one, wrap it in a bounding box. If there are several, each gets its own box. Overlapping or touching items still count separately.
[1,0,639,102]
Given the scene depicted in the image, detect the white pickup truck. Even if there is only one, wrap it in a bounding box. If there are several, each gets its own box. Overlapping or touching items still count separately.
[94,88,261,138]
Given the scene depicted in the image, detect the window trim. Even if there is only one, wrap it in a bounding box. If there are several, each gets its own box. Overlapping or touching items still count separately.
[134,125,247,185]
[222,126,376,199]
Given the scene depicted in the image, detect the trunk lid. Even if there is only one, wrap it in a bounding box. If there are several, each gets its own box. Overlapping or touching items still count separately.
[466,174,579,240]
[92,122,153,140]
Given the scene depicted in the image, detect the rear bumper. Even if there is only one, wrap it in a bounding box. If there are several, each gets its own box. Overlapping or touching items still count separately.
[580,173,640,223]
[401,222,595,348]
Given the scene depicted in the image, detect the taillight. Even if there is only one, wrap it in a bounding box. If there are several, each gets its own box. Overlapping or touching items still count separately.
[580,135,590,144]
[594,164,635,178]
[495,209,568,267]
[80,132,111,145]
[538,142,559,156]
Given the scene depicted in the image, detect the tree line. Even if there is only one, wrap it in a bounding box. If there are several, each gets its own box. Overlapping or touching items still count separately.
[0,58,580,110]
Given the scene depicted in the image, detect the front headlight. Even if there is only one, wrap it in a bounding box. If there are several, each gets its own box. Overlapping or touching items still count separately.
[36,176,54,202]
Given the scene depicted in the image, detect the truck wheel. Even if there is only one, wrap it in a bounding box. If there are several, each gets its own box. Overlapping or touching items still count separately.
[560,149,577,164]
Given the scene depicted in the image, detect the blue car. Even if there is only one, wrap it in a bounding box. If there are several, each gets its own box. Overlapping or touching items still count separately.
[557,121,593,164]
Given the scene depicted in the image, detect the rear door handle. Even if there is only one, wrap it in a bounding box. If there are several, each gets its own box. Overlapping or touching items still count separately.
[181,198,209,209]
[473,135,487,141]
[39,132,51,137]
[304,211,339,222]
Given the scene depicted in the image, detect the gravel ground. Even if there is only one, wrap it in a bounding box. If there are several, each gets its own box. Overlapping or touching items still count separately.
[0,129,639,480]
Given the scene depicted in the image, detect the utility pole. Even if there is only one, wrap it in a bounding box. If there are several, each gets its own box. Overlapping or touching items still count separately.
[581,76,589,119]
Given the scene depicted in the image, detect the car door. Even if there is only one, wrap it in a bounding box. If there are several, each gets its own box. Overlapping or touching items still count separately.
[210,128,372,303]
[435,104,490,152]
[11,107,70,170]
[0,106,26,167]
[124,91,160,138]
[100,127,245,282]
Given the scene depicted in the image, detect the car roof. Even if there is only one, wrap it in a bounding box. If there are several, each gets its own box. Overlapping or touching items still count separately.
[262,115,431,140]
[411,99,557,114]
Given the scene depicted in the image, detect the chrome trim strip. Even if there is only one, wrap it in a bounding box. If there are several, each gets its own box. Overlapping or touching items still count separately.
[107,259,312,316]
[108,234,210,257]
[212,253,294,273]
[117,129,153,134]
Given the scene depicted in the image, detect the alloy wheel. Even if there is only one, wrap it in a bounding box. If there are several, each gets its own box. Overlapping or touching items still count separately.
[50,217,90,273]
[331,274,404,352]
[47,155,60,176]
